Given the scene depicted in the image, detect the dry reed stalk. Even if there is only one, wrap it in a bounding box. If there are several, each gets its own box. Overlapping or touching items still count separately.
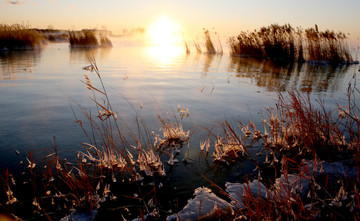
[202,82,359,219]
[193,39,202,54]
[204,29,217,55]
[0,57,177,219]
[0,23,45,50]
[229,23,355,64]
[69,30,112,48]
[0,170,17,206]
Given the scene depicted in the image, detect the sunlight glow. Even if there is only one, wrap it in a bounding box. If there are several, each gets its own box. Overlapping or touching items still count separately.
[145,45,183,67]
[147,15,182,46]
[145,15,184,66]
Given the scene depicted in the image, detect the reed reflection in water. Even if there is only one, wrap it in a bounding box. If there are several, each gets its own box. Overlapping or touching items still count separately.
[0,40,357,171]
[228,57,354,93]
[0,39,359,220]
[0,50,41,80]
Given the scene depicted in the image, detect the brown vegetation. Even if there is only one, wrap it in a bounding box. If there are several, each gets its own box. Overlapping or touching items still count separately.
[205,81,360,220]
[1,57,358,220]
[0,24,45,50]
[69,30,112,48]
[229,24,355,64]
[0,57,189,220]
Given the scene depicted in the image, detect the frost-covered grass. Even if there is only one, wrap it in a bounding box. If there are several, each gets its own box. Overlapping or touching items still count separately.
[169,84,359,220]
[188,78,360,220]
[154,116,190,165]
[0,57,358,220]
[0,24,45,50]
[209,85,359,165]
[0,57,188,220]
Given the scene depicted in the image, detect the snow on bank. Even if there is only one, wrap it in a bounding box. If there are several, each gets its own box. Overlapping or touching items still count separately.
[273,174,311,198]
[167,187,232,220]
[225,180,267,209]
[168,159,357,220]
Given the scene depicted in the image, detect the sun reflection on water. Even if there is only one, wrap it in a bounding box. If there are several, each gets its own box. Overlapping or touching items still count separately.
[145,45,184,67]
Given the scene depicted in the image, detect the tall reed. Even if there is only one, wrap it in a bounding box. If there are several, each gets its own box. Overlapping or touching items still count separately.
[204,29,216,55]
[0,56,190,220]
[0,24,45,50]
[69,30,99,48]
[202,81,360,220]
[305,25,352,64]
[229,23,355,64]
[69,30,112,48]
[193,38,202,54]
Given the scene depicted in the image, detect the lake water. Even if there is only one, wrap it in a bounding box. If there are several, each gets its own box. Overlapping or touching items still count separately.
[0,36,358,215]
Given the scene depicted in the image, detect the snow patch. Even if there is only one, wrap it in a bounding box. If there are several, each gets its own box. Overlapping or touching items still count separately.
[167,187,232,220]
[225,180,267,209]
[273,174,310,198]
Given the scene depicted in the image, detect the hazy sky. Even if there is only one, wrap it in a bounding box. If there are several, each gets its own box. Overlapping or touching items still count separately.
[1,0,360,39]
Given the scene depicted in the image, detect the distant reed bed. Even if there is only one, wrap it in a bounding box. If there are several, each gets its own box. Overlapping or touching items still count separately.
[0,24,45,50]
[36,29,69,42]
[69,30,112,48]
[229,24,355,64]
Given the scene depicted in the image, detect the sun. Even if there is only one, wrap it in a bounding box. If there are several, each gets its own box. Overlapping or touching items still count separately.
[147,15,182,46]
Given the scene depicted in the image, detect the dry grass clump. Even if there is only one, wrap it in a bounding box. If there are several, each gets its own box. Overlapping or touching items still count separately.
[221,157,359,220]
[263,91,347,160]
[75,56,169,179]
[199,81,360,220]
[44,143,112,212]
[0,24,45,50]
[213,86,358,165]
[0,141,119,220]
[0,57,190,220]
[204,120,262,165]
[154,116,190,165]
[154,116,190,150]
[209,86,357,165]
[69,30,112,48]
[256,83,359,168]
[211,121,250,163]
[213,136,245,163]
[229,23,355,64]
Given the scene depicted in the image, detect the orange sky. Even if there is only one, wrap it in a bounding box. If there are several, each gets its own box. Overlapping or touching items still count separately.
[1,0,360,42]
